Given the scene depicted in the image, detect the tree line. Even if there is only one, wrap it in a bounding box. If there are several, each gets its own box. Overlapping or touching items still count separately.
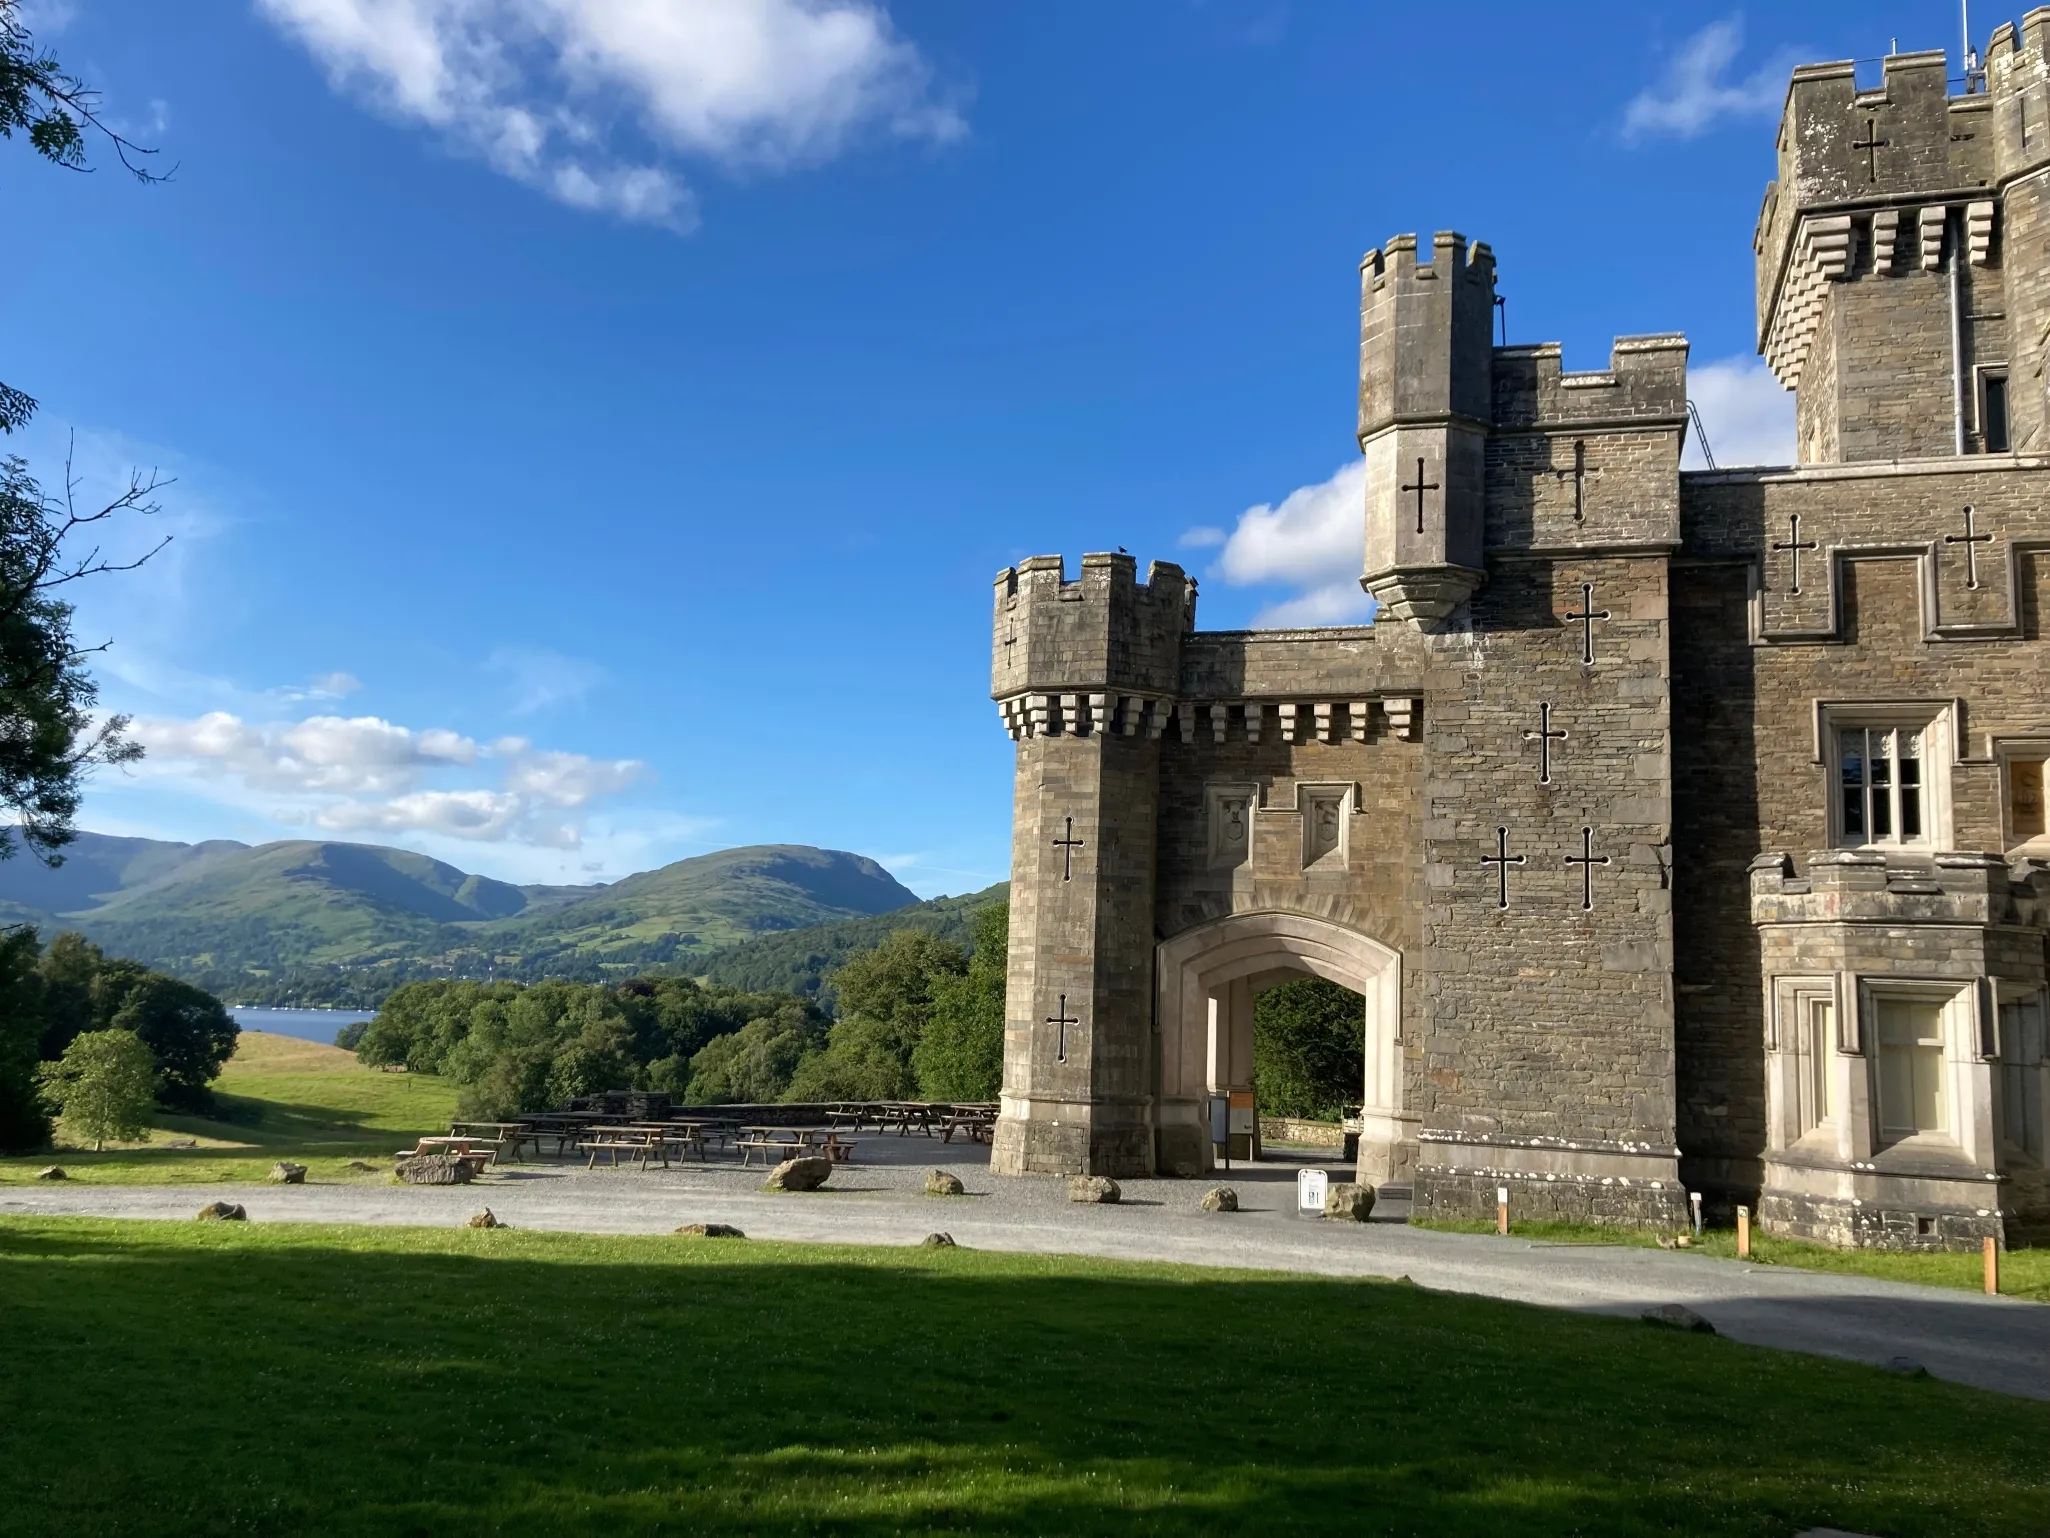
[0,931,239,1151]
[353,902,1008,1117]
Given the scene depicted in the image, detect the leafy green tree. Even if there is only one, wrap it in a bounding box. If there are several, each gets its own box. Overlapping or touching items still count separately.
[0,926,49,1150]
[97,966,237,1111]
[34,929,100,1058]
[914,902,1006,1100]
[831,929,965,1039]
[685,1014,826,1104]
[784,1015,919,1102]
[1252,977,1366,1121]
[39,1026,155,1149]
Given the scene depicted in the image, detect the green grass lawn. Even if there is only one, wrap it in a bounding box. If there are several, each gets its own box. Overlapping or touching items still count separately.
[1,1218,2045,1538]
[0,1032,459,1186]
[1412,1216,2050,1303]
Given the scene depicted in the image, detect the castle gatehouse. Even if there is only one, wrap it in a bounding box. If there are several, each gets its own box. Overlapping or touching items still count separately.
[984,29,2050,1249]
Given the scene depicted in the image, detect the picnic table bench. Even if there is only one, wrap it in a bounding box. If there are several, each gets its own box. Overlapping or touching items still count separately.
[938,1105,998,1144]
[577,1125,707,1170]
[737,1127,860,1165]
[396,1136,497,1175]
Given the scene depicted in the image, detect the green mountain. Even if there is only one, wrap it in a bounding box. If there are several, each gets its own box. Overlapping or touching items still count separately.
[478,845,922,968]
[696,881,1009,1007]
[4,832,929,1000]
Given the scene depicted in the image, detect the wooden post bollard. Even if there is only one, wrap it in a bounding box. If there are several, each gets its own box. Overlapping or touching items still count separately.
[1736,1204,1750,1259]
[1496,1184,1509,1237]
[1984,1234,1999,1296]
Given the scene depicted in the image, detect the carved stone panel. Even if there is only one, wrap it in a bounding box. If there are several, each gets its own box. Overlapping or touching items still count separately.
[1206,783,1257,869]
[1298,783,1351,869]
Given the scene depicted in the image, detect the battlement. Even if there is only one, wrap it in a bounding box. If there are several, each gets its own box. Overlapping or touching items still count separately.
[990,553,1193,707]
[1358,231,1497,439]
[1491,335,1688,431]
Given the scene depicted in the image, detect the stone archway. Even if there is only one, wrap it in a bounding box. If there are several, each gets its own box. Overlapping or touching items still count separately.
[1155,911,1410,1184]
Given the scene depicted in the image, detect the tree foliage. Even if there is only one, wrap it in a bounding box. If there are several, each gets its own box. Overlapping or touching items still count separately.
[1252,977,1366,1121]
[356,975,833,1119]
[38,1026,156,1149]
[912,902,1006,1100]
[0,925,49,1150]
[1,1,167,183]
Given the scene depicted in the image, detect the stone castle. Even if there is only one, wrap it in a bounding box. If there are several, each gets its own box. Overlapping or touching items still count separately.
[985,28,2050,1249]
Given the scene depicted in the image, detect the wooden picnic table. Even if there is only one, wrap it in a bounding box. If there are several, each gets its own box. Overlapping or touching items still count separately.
[939,1105,997,1144]
[735,1126,860,1165]
[577,1125,707,1170]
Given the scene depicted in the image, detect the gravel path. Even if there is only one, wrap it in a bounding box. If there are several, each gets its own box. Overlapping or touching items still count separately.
[8,1137,2045,1402]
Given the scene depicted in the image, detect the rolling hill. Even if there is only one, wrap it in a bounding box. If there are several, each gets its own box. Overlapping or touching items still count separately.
[695,880,1009,1007]
[0,832,932,1000]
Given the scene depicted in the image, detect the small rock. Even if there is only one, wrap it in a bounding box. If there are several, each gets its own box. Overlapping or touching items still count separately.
[1322,1182,1375,1222]
[1068,1175,1121,1204]
[1884,1356,1930,1378]
[922,1232,957,1248]
[763,1156,832,1193]
[1675,1233,1692,1247]
[1641,1303,1716,1334]
[395,1153,473,1186]
[344,1160,377,1173]
[35,1166,65,1181]
[1200,1186,1239,1213]
[674,1223,745,1238]
[267,1161,307,1185]
[465,1208,502,1229]
[195,1201,247,1222]
[164,1139,196,1150]
[924,1169,966,1197]
[1393,1275,1416,1286]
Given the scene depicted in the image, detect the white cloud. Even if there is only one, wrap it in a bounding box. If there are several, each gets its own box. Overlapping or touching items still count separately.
[255,0,965,228]
[128,709,646,848]
[1178,525,1226,549]
[1188,460,1373,628]
[1686,355,1796,468]
[1623,17,1792,143]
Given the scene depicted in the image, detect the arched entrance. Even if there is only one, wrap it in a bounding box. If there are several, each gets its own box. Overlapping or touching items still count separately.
[1155,911,1410,1184]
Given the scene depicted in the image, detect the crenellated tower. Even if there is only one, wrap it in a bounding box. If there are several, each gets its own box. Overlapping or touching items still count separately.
[988,553,1195,1177]
[1358,231,1496,624]
[1756,22,2050,462]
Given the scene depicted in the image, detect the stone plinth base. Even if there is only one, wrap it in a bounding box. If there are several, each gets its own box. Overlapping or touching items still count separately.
[1414,1131,1689,1228]
[992,1098,1153,1178]
[1761,1151,2009,1250]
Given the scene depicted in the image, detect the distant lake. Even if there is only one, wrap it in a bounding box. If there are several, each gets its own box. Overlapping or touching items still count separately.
[230,1007,377,1047]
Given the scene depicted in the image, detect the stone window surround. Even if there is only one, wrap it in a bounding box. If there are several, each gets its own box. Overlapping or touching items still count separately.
[1764,971,1995,1169]
[1857,976,1991,1167]
[1991,736,2050,856]
[1810,699,1957,854]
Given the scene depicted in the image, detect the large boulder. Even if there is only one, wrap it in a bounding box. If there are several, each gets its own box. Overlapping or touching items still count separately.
[396,1154,473,1186]
[1322,1182,1375,1222]
[924,1169,965,1197]
[1068,1175,1121,1204]
[267,1161,307,1185]
[1200,1187,1239,1213]
[1641,1304,1716,1335]
[763,1156,832,1193]
[674,1223,746,1238]
[196,1201,247,1222]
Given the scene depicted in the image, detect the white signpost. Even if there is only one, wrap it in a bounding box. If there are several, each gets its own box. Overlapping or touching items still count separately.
[1297,1168,1328,1215]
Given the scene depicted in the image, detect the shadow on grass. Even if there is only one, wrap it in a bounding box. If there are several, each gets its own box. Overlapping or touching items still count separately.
[2,1219,2047,1538]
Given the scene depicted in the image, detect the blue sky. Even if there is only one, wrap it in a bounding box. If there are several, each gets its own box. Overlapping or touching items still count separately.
[0,1,1953,895]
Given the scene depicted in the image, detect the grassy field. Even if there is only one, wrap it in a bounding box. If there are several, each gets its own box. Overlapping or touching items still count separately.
[1413,1216,2050,1302]
[2,1217,2046,1538]
[0,1032,458,1186]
